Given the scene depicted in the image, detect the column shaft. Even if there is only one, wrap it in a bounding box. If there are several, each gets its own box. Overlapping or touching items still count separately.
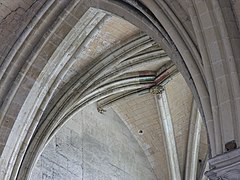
[155,90,181,180]
[185,100,202,180]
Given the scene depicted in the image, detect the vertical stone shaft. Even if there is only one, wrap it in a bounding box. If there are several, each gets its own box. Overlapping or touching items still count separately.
[154,88,181,180]
[185,100,202,180]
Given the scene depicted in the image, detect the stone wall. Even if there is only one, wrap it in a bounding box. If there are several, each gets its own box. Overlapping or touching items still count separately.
[31,103,156,180]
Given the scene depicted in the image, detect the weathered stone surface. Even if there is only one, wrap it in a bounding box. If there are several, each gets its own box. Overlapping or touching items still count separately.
[2,0,240,179]
[31,104,157,180]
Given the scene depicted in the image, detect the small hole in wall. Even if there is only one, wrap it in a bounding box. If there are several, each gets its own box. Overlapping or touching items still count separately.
[225,140,237,151]
[138,130,143,134]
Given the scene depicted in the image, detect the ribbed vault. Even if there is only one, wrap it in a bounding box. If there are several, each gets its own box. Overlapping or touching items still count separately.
[1,0,240,180]
[10,8,207,180]
[0,6,208,180]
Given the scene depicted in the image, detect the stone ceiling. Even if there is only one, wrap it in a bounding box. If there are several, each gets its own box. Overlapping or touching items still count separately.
[2,0,240,179]
[33,8,208,180]
[0,4,208,180]
[113,73,208,180]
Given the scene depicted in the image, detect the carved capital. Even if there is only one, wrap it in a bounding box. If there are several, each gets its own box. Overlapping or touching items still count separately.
[150,85,164,95]
[205,148,240,180]
[97,106,106,114]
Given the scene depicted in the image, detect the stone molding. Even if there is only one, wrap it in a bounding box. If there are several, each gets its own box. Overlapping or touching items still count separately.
[205,148,240,180]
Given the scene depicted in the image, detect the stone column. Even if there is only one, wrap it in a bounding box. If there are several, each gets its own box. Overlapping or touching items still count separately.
[185,100,202,180]
[151,86,181,180]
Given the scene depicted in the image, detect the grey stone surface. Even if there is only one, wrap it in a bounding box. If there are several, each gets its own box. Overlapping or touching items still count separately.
[4,0,240,178]
[31,103,157,180]
[205,148,240,180]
